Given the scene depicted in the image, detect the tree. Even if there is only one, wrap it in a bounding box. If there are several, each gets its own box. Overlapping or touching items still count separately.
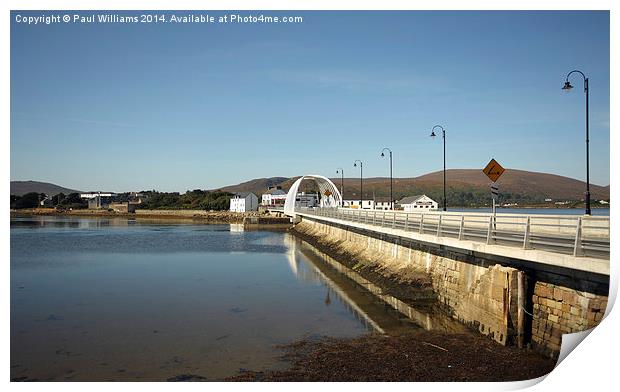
[12,192,40,209]
[51,193,66,206]
[59,193,87,209]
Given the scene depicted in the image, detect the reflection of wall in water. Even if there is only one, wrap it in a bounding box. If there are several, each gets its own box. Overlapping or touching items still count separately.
[229,224,244,233]
[283,234,378,333]
[76,218,130,229]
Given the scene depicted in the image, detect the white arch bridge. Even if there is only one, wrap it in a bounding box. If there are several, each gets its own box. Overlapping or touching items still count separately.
[277,174,609,260]
[283,174,342,217]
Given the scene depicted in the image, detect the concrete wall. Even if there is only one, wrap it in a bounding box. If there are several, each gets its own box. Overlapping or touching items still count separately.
[109,203,137,213]
[294,217,608,358]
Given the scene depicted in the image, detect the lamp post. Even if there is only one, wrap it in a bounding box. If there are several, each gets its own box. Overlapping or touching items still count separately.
[562,70,591,215]
[336,168,344,207]
[430,125,447,211]
[353,160,363,208]
[380,148,393,210]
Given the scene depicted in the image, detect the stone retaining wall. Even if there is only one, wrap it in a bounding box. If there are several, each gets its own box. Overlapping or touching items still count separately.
[294,217,608,358]
[294,219,523,346]
[135,209,208,216]
[532,282,607,357]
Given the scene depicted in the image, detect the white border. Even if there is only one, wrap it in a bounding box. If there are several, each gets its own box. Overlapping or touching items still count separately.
[4,1,616,391]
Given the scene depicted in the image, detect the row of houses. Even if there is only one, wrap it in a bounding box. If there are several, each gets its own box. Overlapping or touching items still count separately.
[341,195,438,211]
[230,185,439,212]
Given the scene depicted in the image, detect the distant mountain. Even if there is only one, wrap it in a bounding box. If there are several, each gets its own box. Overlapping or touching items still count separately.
[388,169,610,201]
[217,177,288,195]
[14,169,609,205]
[215,169,609,204]
[10,181,81,196]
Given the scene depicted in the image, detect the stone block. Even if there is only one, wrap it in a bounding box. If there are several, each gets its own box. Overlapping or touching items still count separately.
[491,284,505,302]
[537,285,549,297]
[534,284,545,296]
[562,291,574,303]
[553,288,564,301]
[548,314,559,323]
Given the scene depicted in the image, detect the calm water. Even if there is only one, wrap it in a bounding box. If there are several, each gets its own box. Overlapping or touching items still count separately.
[11,216,424,381]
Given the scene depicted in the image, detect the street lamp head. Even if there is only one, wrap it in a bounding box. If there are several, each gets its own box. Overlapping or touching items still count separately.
[353,163,357,167]
[430,130,437,138]
[380,152,385,157]
[562,81,574,91]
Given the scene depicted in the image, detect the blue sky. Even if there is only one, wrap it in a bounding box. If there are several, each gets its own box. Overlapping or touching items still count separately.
[11,11,610,192]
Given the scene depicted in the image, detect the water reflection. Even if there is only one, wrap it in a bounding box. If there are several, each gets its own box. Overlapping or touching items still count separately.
[11,216,462,381]
[283,233,468,335]
[10,215,131,229]
[283,234,386,332]
[12,218,376,381]
[229,224,244,233]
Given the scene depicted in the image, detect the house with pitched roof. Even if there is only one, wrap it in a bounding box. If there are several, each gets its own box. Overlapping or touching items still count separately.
[230,192,258,212]
[397,195,438,212]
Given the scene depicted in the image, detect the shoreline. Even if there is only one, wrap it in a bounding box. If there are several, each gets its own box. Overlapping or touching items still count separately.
[10,208,260,223]
[225,330,556,382]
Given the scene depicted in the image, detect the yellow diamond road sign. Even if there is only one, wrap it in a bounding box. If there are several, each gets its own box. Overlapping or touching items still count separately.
[483,159,505,183]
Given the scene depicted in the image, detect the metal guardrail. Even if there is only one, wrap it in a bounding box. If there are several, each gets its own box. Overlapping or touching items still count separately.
[296,208,610,259]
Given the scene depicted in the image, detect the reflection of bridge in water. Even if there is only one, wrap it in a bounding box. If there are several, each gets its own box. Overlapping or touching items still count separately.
[282,234,466,335]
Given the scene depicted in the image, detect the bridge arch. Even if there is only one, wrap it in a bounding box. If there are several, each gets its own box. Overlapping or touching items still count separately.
[283,175,342,216]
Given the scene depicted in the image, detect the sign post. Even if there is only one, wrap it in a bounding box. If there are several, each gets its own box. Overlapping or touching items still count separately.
[491,183,499,215]
[483,159,506,242]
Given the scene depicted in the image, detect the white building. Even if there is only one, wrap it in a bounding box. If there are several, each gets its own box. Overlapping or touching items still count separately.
[230,192,258,212]
[295,192,319,208]
[374,198,394,210]
[261,186,287,206]
[80,192,117,209]
[398,195,438,212]
[343,200,375,209]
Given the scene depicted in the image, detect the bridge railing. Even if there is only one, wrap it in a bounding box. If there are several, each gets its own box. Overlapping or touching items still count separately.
[297,208,609,259]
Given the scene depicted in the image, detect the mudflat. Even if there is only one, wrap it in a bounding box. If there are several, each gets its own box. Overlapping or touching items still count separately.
[226,330,557,382]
